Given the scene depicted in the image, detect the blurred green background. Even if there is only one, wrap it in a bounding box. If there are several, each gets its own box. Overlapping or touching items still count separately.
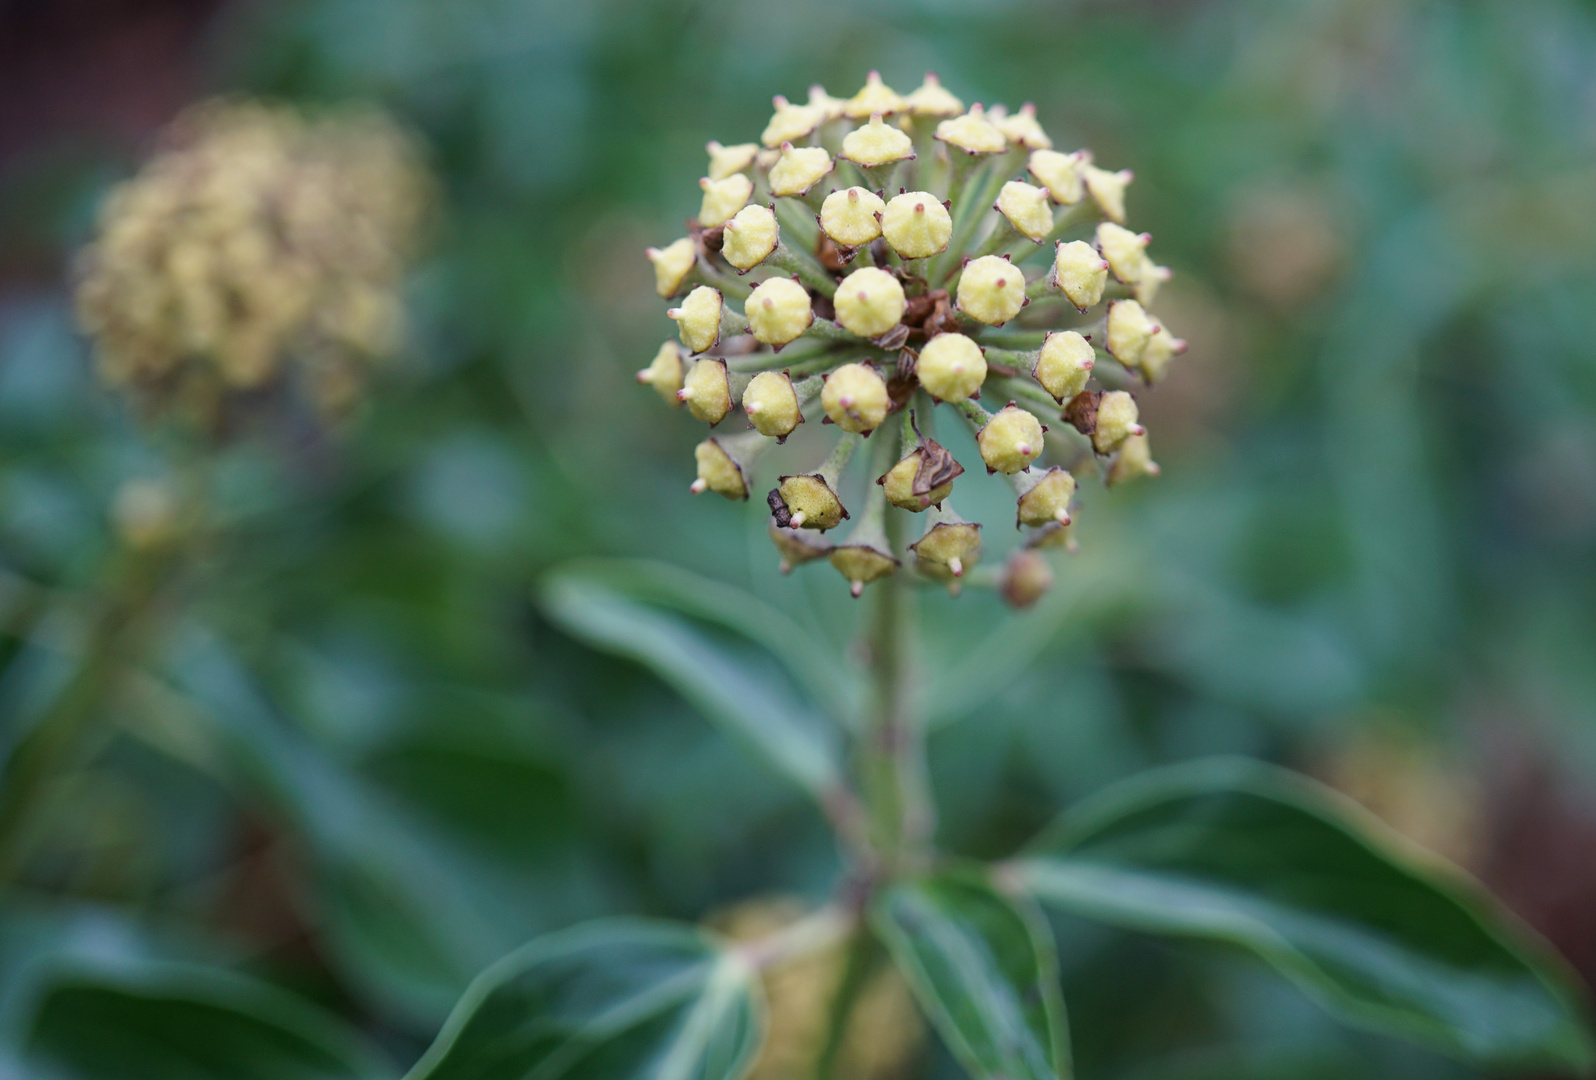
[2,0,1595,1077]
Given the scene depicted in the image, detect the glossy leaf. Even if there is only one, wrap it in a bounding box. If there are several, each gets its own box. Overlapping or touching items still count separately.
[1012,758,1596,1073]
[405,920,762,1080]
[26,961,392,1080]
[539,567,842,799]
[872,872,1070,1080]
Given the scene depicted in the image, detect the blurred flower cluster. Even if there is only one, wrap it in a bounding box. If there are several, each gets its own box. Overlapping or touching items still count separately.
[639,73,1185,600]
[75,99,430,432]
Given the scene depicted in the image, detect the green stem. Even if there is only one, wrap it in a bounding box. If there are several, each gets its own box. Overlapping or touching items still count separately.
[810,928,886,1080]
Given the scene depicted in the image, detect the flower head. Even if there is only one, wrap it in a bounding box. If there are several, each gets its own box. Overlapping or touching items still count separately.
[639,74,1186,597]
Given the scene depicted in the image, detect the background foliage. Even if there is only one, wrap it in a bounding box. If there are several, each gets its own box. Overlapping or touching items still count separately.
[2,0,1595,1077]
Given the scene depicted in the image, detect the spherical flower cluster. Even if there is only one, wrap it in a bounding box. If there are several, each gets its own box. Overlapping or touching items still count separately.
[640,73,1186,602]
[76,99,430,430]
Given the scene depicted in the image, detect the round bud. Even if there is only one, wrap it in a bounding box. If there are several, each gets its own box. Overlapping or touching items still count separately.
[1096,222,1151,284]
[916,332,986,403]
[769,520,832,573]
[1001,549,1054,608]
[1015,467,1076,527]
[904,73,964,117]
[742,370,802,439]
[1106,299,1155,368]
[935,104,1007,155]
[1034,330,1094,402]
[1135,318,1186,383]
[698,174,753,228]
[1053,240,1108,311]
[820,187,886,248]
[761,95,823,148]
[956,255,1026,325]
[978,404,1045,474]
[636,340,685,405]
[746,277,813,346]
[844,71,908,119]
[806,84,846,121]
[994,103,1051,150]
[668,285,724,353]
[833,267,906,338]
[996,181,1054,243]
[1093,390,1143,454]
[841,114,914,168]
[706,141,759,181]
[772,474,847,530]
[1028,149,1088,204]
[829,543,898,598]
[820,362,889,434]
[1083,164,1133,224]
[910,522,982,580]
[677,358,732,425]
[721,204,779,270]
[646,237,696,298]
[881,191,952,258]
[1108,432,1161,486]
[1136,264,1172,307]
[692,438,748,499]
[878,439,962,511]
[769,144,833,197]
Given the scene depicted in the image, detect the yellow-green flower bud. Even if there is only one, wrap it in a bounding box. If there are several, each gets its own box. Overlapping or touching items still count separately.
[1096,222,1151,284]
[769,143,833,197]
[806,84,846,121]
[1093,389,1143,454]
[843,71,907,119]
[978,404,1045,474]
[910,520,982,580]
[956,255,1025,326]
[1028,149,1087,204]
[1001,549,1054,608]
[706,141,759,181]
[668,285,724,353]
[721,204,779,270]
[1034,330,1094,402]
[881,191,952,259]
[1108,432,1160,486]
[1015,467,1076,527]
[761,95,824,148]
[993,103,1051,150]
[746,277,813,346]
[769,521,832,572]
[915,332,986,403]
[935,104,1007,155]
[904,73,964,117]
[636,340,686,405]
[1136,264,1172,307]
[1083,164,1133,224]
[677,357,732,425]
[841,114,914,169]
[692,437,749,499]
[1106,299,1155,368]
[996,181,1054,243]
[1134,318,1186,383]
[878,436,962,510]
[834,267,906,338]
[1052,240,1108,311]
[821,362,889,434]
[829,542,898,598]
[699,174,753,228]
[820,187,885,248]
[770,473,847,530]
[646,238,697,298]
[742,370,803,439]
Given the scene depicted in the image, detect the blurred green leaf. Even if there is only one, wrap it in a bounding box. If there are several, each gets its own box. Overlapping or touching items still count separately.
[1012,758,1596,1074]
[539,563,843,799]
[872,871,1071,1080]
[26,960,392,1080]
[405,920,762,1080]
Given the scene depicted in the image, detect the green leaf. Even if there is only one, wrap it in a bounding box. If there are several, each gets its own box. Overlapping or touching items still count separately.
[1012,757,1596,1073]
[405,920,762,1080]
[872,872,1070,1080]
[26,961,393,1080]
[539,565,842,799]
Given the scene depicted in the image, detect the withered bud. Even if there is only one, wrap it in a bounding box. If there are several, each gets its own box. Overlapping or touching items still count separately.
[879,436,963,510]
[1001,549,1055,608]
[1063,389,1102,439]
